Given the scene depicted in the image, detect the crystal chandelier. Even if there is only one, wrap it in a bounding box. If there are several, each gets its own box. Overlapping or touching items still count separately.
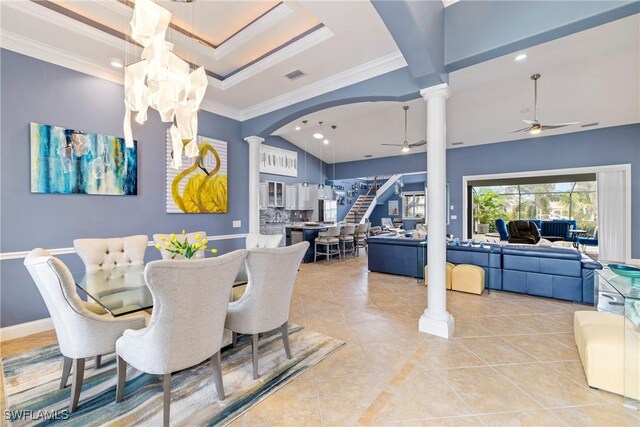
[123,0,208,169]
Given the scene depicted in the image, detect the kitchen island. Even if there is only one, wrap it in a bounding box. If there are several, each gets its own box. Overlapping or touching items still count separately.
[285,223,330,263]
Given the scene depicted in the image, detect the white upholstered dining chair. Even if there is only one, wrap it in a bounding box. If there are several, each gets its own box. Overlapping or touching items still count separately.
[74,234,150,362]
[245,233,283,249]
[235,233,284,286]
[23,248,147,413]
[115,250,247,427]
[74,235,148,271]
[225,242,309,379]
[153,231,207,260]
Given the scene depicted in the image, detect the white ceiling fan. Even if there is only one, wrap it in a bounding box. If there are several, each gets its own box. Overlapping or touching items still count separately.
[381,105,426,152]
[510,73,580,135]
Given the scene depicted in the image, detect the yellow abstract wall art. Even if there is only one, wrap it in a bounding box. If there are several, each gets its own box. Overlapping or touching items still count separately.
[166,132,228,214]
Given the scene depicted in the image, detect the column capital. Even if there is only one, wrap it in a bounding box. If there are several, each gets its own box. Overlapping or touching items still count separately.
[420,83,450,101]
[244,135,264,145]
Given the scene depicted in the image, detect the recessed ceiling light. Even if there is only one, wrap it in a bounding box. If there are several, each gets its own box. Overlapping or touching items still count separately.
[323,139,329,145]
[295,126,301,131]
[313,133,324,139]
[110,58,123,68]
[514,53,528,62]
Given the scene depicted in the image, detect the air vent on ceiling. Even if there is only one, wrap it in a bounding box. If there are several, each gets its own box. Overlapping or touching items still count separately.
[284,70,306,80]
[364,154,373,158]
[451,142,464,146]
[581,122,600,128]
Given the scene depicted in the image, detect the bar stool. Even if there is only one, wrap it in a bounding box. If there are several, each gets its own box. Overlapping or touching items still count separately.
[354,223,369,256]
[314,226,341,262]
[338,224,356,258]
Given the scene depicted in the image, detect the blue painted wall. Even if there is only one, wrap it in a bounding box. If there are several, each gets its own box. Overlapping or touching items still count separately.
[444,1,640,71]
[0,50,248,327]
[327,178,368,220]
[260,136,328,185]
[333,125,640,258]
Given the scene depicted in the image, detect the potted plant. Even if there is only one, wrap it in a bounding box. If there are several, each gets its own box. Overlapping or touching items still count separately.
[155,230,217,259]
[473,191,505,234]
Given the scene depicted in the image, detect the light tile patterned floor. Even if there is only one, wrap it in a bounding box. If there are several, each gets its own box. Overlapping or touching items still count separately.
[2,255,638,426]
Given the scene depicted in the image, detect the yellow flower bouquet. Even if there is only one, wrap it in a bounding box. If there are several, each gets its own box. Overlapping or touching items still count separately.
[154,230,218,259]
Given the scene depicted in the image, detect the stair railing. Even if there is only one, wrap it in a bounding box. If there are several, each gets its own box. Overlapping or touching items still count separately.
[353,176,378,220]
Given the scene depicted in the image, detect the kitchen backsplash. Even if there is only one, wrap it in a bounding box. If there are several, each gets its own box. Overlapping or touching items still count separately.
[260,207,311,224]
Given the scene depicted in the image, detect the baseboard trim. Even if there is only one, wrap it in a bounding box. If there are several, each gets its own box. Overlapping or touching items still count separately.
[0,318,53,342]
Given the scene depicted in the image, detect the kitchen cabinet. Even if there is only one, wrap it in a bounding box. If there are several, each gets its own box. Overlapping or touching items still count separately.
[266,181,284,207]
[318,187,333,200]
[259,183,268,209]
[285,185,298,210]
[297,184,318,211]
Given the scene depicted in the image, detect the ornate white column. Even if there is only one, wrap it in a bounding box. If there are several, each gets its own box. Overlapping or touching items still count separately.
[244,135,264,234]
[419,83,454,339]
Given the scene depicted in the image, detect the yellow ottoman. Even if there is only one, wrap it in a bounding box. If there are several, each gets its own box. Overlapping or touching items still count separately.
[574,311,623,350]
[451,264,485,295]
[424,262,455,290]
[574,311,639,400]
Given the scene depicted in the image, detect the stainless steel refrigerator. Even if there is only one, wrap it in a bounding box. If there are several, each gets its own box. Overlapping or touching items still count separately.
[318,199,337,223]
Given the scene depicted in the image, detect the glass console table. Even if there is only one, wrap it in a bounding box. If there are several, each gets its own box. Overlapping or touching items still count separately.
[595,266,640,411]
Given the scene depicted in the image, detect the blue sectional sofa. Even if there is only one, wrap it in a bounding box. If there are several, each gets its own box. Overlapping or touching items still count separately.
[501,246,601,304]
[366,236,602,304]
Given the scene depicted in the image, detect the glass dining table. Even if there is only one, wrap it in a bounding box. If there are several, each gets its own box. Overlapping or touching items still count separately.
[72,265,248,317]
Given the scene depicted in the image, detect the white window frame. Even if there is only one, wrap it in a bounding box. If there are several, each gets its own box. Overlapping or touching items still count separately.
[402,191,426,220]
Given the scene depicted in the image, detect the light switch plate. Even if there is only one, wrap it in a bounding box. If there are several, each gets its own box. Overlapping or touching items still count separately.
[451,215,458,220]
[233,220,241,228]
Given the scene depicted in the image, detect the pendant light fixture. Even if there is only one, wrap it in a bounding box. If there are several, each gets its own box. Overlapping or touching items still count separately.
[123,0,208,169]
[302,120,309,187]
[317,121,325,189]
[331,125,337,190]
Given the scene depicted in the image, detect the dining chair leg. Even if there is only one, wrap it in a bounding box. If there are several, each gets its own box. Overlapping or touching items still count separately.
[314,242,318,262]
[60,356,72,389]
[211,351,225,401]
[281,322,292,359]
[95,355,102,369]
[70,358,85,413]
[116,355,127,403]
[251,334,259,380]
[163,374,171,427]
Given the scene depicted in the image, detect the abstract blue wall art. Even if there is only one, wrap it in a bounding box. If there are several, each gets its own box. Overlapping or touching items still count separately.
[30,122,137,195]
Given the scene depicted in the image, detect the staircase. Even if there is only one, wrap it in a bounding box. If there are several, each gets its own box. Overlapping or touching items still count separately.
[344,194,376,223]
[342,174,402,224]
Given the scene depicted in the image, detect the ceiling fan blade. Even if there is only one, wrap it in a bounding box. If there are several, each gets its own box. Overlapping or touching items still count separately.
[522,119,537,125]
[408,140,427,148]
[380,144,403,147]
[509,127,530,134]
[542,122,580,129]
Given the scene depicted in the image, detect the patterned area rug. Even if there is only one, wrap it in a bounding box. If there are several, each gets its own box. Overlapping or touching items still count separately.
[2,325,344,426]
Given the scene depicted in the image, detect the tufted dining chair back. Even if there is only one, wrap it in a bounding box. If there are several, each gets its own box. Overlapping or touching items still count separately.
[74,235,148,272]
[153,231,206,260]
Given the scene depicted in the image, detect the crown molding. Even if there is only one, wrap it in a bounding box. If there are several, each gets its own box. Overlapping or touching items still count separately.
[214,2,294,60]
[221,25,334,90]
[200,98,243,121]
[240,50,408,120]
[2,26,407,123]
[0,30,123,85]
[7,1,126,51]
